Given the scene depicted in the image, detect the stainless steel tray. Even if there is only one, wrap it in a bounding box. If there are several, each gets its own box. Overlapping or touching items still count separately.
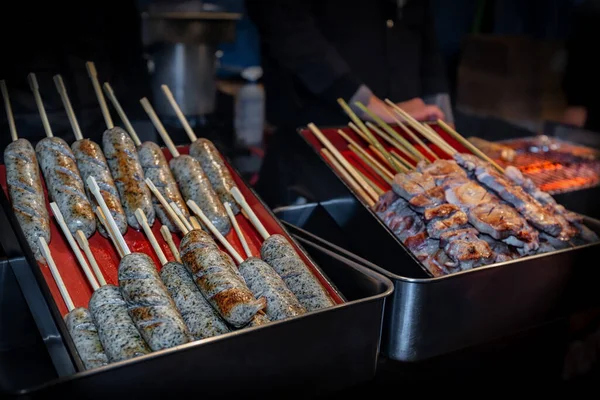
[274,202,600,362]
[0,182,393,398]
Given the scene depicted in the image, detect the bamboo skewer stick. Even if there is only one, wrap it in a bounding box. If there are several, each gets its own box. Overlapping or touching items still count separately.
[437,119,505,173]
[307,123,379,202]
[135,209,168,266]
[95,206,124,258]
[421,123,458,156]
[53,75,84,141]
[103,82,141,146]
[161,85,198,143]
[145,179,188,234]
[189,216,202,230]
[389,151,415,171]
[86,62,114,129]
[170,202,193,232]
[348,122,371,143]
[337,98,401,172]
[28,73,53,137]
[39,237,75,311]
[75,231,108,287]
[187,200,245,264]
[230,187,270,240]
[0,80,18,142]
[355,169,384,196]
[365,122,418,169]
[50,203,100,291]
[337,130,394,180]
[160,226,182,263]
[225,203,252,259]
[322,149,375,206]
[370,145,411,172]
[140,97,180,158]
[382,106,439,160]
[348,144,393,185]
[355,102,423,162]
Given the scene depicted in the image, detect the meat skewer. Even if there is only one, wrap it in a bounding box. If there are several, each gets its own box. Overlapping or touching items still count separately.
[88,176,193,351]
[86,62,155,230]
[135,209,230,340]
[1,79,51,262]
[29,73,96,238]
[53,75,127,236]
[38,237,108,370]
[103,82,189,232]
[230,187,336,311]
[161,85,242,215]
[140,97,231,235]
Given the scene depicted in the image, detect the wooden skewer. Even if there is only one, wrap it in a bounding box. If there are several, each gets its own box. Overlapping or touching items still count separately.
[307,123,379,203]
[39,237,75,311]
[389,151,415,171]
[187,200,244,264]
[422,123,458,156]
[337,98,401,172]
[355,169,384,196]
[436,119,506,174]
[49,202,100,291]
[145,179,188,234]
[355,102,423,162]
[230,187,270,240]
[135,209,168,266]
[189,216,202,231]
[338,130,394,180]
[28,73,53,137]
[103,82,142,146]
[379,105,439,161]
[88,176,131,256]
[160,226,182,263]
[94,207,124,258]
[348,122,371,144]
[74,231,108,287]
[224,202,252,258]
[370,145,411,172]
[348,144,393,184]
[86,62,114,129]
[53,75,84,141]
[161,85,198,143]
[170,201,193,232]
[365,122,417,170]
[321,148,376,206]
[0,80,18,142]
[140,97,180,158]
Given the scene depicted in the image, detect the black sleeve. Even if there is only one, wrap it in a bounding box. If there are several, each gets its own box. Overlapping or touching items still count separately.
[246,0,363,103]
[418,0,449,96]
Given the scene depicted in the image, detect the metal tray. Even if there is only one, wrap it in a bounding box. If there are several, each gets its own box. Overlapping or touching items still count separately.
[0,146,393,398]
[274,202,600,362]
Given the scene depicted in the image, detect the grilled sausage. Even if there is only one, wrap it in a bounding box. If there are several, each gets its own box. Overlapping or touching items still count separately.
[138,142,189,232]
[102,127,154,230]
[118,253,193,351]
[88,284,151,362]
[71,138,127,236]
[35,137,96,238]
[160,261,230,340]
[4,139,51,262]
[260,234,335,311]
[64,307,109,370]
[180,229,265,327]
[170,155,230,235]
[189,139,239,214]
[239,257,306,321]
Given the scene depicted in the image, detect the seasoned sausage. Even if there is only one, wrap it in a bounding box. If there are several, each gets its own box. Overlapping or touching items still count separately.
[64,307,109,370]
[160,261,230,340]
[102,127,154,230]
[180,229,265,327]
[4,139,51,262]
[88,284,151,362]
[35,137,96,238]
[189,139,239,214]
[71,138,127,236]
[138,142,189,233]
[118,253,193,351]
[170,155,230,235]
[239,257,306,321]
[260,234,335,311]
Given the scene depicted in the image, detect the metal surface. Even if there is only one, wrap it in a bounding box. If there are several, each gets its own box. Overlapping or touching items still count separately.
[274,194,600,362]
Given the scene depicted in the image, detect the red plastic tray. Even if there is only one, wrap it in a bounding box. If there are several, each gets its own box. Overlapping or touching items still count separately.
[300,123,471,197]
[1,145,344,316]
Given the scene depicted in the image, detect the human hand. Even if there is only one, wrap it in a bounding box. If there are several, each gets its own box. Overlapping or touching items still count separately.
[562,106,587,128]
[361,95,445,124]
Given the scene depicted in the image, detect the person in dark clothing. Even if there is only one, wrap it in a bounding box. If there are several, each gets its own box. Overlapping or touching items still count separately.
[247,0,452,207]
[562,0,600,133]
[0,1,152,154]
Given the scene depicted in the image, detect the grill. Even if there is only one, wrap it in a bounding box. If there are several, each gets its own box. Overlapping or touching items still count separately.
[494,136,600,194]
